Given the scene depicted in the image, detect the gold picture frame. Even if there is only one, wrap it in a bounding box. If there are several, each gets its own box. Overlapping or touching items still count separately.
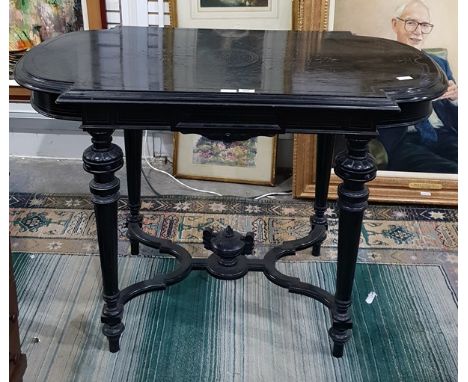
[9,0,107,101]
[291,0,458,206]
[168,0,178,27]
[173,133,277,186]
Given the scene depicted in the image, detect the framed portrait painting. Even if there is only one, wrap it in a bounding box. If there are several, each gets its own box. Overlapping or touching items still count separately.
[173,133,277,185]
[292,0,458,206]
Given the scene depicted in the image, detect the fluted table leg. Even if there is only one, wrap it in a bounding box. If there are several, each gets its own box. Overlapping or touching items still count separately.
[329,136,376,357]
[83,128,124,352]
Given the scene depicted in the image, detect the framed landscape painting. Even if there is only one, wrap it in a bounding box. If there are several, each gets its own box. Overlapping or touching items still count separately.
[9,0,106,100]
[173,133,277,185]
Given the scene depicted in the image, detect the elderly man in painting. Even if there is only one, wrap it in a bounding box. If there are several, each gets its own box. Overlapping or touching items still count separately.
[377,0,458,173]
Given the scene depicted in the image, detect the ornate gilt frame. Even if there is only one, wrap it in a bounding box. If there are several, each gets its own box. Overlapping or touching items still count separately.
[291,0,458,206]
[168,0,178,27]
[292,0,329,31]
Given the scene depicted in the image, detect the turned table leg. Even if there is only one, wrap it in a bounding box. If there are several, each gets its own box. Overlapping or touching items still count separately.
[124,130,143,256]
[83,128,125,352]
[311,134,335,257]
[329,136,376,357]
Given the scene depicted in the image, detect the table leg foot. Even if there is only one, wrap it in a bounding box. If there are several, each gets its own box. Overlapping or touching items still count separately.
[332,342,344,358]
[328,298,353,357]
[103,322,125,353]
[312,242,322,257]
[130,240,140,256]
[101,291,125,352]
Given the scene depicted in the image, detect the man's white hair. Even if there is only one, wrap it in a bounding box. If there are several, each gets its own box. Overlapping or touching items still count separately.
[394,0,430,18]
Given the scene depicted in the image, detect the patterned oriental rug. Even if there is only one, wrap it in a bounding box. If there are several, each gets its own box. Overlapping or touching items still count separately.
[10,193,458,382]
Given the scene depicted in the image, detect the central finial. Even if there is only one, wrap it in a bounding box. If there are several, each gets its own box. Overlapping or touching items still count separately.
[225,226,234,237]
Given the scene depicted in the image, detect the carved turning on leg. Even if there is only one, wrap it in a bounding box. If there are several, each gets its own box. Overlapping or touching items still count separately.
[329,136,376,357]
[83,128,124,352]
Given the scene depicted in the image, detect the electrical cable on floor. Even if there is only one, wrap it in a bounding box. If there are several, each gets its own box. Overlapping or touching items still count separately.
[252,190,292,200]
[143,130,223,197]
[141,168,161,196]
[142,131,292,200]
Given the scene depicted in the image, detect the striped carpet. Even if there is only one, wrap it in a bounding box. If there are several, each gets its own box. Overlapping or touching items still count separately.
[10,193,458,381]
[13,253,457,382]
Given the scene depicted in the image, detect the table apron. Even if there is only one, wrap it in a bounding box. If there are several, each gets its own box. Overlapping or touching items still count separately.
[31,90,434,136]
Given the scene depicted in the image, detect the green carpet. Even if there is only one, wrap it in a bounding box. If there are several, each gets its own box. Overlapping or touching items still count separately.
[10,193,458,381]
[13,253,457,382]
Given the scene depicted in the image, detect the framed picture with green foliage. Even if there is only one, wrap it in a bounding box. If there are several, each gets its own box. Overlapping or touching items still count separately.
[9,0,106,101]
[173,133,277,185]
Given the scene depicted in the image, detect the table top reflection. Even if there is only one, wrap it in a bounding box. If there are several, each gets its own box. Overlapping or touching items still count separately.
[15,26,446,108]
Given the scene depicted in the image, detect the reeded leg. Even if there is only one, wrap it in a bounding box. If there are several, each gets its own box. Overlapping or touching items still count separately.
[311,134,335,256]
[83,129,125,352]
[329,136,376,357]
[124,130,143,255]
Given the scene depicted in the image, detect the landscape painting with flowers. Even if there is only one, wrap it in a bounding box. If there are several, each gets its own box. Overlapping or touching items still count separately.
[174,133,276,185]
[192,136,258,167]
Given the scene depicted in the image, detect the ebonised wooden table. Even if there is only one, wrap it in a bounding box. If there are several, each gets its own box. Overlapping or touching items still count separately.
[15,26,446,358]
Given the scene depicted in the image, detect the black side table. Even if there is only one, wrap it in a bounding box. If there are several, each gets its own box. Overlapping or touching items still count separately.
[15,26,446,357]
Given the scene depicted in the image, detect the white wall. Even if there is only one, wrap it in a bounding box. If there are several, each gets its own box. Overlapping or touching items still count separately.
[105,0,172,28]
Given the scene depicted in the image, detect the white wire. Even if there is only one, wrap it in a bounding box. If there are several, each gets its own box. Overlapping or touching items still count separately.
[253,191,292,200]
[143,130,223,197]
